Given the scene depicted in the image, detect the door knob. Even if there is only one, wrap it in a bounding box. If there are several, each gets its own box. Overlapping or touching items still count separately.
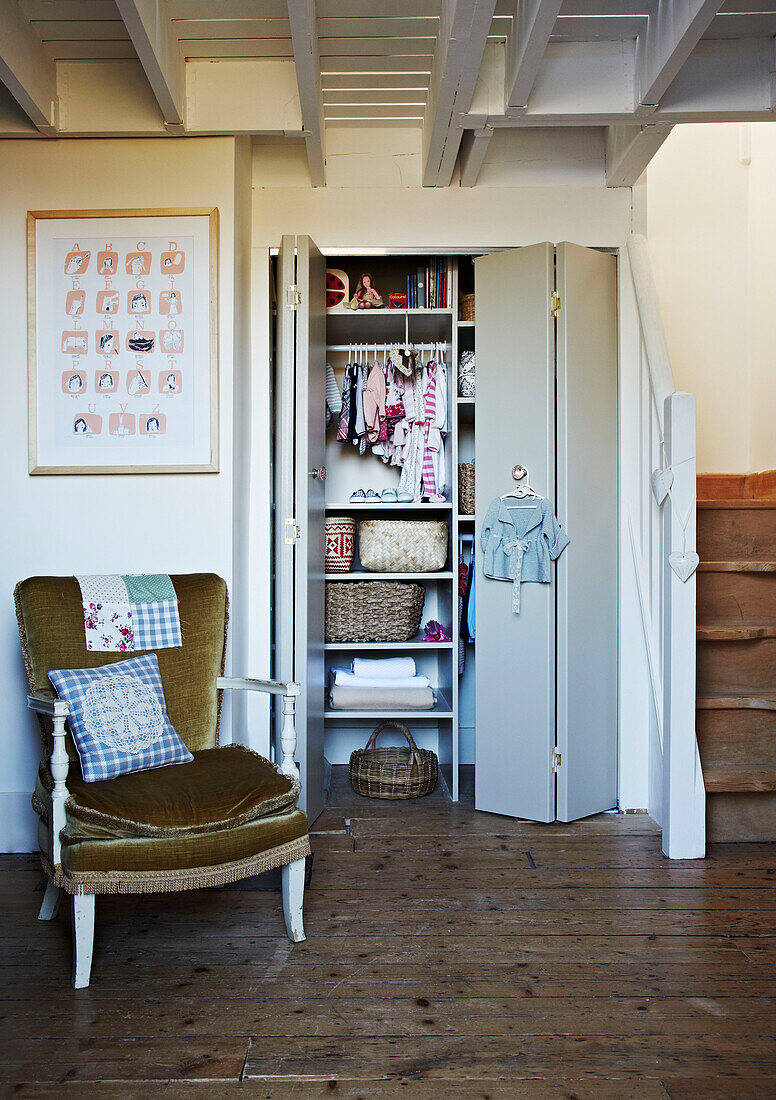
[310,465,327,481]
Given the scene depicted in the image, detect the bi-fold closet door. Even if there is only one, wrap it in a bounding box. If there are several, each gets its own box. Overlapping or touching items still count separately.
[274,234,327,824]
[474,242,618,823]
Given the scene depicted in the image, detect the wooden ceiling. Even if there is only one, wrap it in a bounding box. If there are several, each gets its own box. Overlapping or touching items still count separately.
[3,0,776,186]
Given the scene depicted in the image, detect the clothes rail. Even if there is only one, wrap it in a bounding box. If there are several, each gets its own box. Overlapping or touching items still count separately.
[326,343,449,353]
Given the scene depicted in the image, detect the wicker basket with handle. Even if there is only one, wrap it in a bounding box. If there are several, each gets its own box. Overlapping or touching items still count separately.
[460,293,475,322]
[325,581,425,642]
[349,721,438,799]
[358,519,448,573]
[458,463,475,515]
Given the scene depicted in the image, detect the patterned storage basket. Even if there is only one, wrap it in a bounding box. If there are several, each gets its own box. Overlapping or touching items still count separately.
[349,721,438,799]
[460,293,475,322]
[458,350,475,397]
[358,520,448,573]
[325,582,425,643]
[459,463,475,515]
[325,516,356,573]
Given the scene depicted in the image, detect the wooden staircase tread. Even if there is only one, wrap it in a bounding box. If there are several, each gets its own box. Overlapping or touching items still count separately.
[697,692,776,711]
[698,560,776,572]
[697,499,776,509]
[703,765,776,793]
[696,623,776,641]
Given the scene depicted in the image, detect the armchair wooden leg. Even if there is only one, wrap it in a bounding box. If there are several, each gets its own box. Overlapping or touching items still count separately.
[281,857,306,943]
[72,894,95,989]
[38,879,62,921]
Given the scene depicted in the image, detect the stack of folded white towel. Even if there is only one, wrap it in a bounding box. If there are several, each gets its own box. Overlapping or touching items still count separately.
[329,656,435,711]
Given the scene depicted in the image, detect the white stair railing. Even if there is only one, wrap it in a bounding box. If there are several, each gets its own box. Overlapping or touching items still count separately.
[627,234,705,859]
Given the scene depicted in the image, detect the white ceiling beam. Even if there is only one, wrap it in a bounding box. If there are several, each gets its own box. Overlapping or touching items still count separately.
[461,37,775,124]
[511,39,636,120]
[605,122,673,186]
[459,124,494,185]
[287,0,325,186]
[422,0,498,187]
[636,0,724,107]
[505,0,564,109]
[113,0,185,131]
[656,37,774,117]
[0,0,57,133]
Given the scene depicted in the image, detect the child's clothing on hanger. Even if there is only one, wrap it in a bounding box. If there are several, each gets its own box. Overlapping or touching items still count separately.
[481,494,569,613]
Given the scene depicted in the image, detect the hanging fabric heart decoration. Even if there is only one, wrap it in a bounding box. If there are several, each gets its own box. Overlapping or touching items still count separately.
[651,467,674,505]
[669,550,699,582]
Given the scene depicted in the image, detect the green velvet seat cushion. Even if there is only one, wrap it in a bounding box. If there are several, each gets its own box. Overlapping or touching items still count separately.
[15,573,228,760]
[59,807,309,875]
[59,745,301,836]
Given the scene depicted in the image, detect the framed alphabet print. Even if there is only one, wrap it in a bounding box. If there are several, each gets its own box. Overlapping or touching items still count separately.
[28,208,219,474]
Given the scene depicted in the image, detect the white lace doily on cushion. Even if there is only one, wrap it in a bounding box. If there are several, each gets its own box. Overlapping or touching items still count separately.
[82,673,164,754]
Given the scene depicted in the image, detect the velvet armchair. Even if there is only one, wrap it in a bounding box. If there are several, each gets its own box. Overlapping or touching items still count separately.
[14,573,310,988]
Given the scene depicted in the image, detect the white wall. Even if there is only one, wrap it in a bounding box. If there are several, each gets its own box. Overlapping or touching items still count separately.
[251,129,653,812]
[0,137,246,851]
[746,126,776,473]
[646,122,776,474]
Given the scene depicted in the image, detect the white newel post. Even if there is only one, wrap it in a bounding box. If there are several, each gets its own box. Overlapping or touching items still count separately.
[662,392,705,859]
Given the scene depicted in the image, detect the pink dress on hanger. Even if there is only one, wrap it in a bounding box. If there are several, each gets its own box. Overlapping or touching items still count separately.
[421,363,439,498]
[363,361,387,443]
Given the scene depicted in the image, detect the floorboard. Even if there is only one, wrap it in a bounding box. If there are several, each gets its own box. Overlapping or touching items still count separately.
[1,765,775,1093]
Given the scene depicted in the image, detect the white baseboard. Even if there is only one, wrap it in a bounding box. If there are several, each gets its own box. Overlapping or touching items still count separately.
[0,792,38,853]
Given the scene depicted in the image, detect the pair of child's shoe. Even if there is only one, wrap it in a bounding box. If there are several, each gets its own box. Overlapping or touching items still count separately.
[349,488,448,504]
[349,487,400,503]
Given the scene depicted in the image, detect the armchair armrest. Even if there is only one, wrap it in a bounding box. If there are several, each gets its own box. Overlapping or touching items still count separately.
[27,693,70,864]
[216,677,300,697]
[28,691,70,717]
[216,677,301,781]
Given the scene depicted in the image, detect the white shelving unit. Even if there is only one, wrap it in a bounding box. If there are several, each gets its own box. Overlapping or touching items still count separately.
[323,254,463,794]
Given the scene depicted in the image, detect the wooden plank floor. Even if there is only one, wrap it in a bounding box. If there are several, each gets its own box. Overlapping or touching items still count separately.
[2,766,776,1097]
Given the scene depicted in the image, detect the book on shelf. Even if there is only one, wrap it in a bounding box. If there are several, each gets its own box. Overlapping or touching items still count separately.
[417,266,427,309]
[404,258,448,310]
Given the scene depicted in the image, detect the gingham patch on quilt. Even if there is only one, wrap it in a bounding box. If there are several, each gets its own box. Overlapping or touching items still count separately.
[75,574,182,652]
[48,653,193,783]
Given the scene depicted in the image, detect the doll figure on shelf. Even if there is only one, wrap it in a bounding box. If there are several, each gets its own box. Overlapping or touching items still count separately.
[350,273,384,310]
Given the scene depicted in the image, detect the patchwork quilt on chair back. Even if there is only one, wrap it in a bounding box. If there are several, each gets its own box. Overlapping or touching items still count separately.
[14,573,228,762]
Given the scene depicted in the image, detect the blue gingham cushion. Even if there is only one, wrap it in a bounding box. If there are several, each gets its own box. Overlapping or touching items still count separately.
[48,653,193,783]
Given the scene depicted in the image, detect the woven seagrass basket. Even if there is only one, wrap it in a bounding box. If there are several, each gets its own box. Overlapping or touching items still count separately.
[349,721,438,799]
[460,293,475,322]
[459,463,475,515]
[325,582,425,643]
[358,519,448,573]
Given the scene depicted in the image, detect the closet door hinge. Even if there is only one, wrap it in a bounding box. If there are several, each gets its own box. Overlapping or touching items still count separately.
[550,291,561,318]
[286,284,302,310]
[552,748,562,773]
[284,518,301,544]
